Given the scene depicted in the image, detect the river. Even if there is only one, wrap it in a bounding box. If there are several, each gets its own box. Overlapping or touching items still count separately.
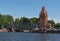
[0,32,60,41]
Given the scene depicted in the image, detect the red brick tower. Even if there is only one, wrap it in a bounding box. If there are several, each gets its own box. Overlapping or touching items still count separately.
[39,7,51,30]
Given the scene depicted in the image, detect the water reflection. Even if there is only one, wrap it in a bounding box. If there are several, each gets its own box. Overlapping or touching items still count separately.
[40,33,47,41]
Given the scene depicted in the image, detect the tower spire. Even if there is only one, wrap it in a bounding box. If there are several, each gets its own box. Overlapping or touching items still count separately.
[41,6,46,14]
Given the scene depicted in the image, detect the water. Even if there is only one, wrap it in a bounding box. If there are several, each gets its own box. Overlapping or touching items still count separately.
[0,32,60,41]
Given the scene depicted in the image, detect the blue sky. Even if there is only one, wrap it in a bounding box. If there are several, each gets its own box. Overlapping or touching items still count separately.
[0,0,60,23]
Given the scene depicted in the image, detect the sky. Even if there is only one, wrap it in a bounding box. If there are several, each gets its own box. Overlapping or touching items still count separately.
[0,0,60,23]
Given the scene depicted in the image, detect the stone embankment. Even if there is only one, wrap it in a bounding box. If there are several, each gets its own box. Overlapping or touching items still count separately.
[32,29,60,33]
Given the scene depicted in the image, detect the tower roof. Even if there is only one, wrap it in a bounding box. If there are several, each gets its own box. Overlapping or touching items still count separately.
[41,6,46,13]
[40,6,48,17]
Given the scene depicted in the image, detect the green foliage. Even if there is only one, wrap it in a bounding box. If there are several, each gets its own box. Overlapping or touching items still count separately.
[15,18,20,23]
[0,14,14,27]
[30,17,39,24]
[6,15,14,23]
[20,17,30,23]
[54,23,60,28]
[14,18,20,28]
[48,20,55,27]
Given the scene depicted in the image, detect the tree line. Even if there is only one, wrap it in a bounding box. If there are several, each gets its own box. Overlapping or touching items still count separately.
[0,14,60,29]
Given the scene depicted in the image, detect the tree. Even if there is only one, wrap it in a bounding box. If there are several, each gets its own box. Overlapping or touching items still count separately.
[54,23,60,29]
[0,14,2,26]
[30,17,39,24]
[14,18,20,28]
[48,20,55,27]
[20,17,30,23]
[15,18,20,23]
[0,14,9,26]
[6,15,14,23]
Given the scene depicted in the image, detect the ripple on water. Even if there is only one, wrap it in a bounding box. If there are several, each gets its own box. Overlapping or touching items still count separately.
[0,32,60,41]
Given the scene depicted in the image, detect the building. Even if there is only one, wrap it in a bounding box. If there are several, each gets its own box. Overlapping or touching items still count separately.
[39,6,51,30]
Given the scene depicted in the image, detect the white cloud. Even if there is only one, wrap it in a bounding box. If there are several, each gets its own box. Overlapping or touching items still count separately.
[48,17,60,23]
